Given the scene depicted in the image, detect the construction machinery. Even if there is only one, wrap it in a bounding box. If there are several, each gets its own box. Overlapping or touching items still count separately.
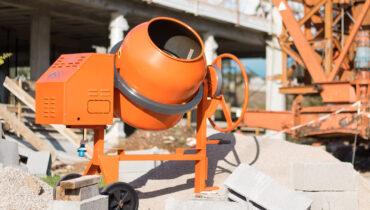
[35,17,249,209]
[243,0,370,140]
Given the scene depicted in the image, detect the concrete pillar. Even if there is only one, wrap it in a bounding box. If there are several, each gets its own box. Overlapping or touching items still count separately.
[30,10,50,81]
[203,33,219,124]
[109,12,129,51]
[92,45,107,53]
[108,12,130,137]
[203,33,218,65]
[265,8,286,139]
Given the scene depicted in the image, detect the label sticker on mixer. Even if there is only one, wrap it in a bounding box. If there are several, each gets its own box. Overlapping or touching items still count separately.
[46,71,63,80]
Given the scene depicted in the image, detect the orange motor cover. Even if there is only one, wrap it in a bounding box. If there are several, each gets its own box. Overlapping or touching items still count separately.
[114,17,207,130]
[35,53,114,126]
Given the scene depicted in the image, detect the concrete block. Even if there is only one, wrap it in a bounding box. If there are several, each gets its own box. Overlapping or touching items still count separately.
[26,151,51,177]
[48,195,108,210]
[224,163,312,210]
[297,191,358,210]
[80,195,108,210]
[0,140,19,167]
[291,162,358,191]
[165,197,247,210]
[56,184,99,201]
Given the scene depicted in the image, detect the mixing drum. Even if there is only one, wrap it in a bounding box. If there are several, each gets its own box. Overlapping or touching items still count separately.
[114,17,207,130]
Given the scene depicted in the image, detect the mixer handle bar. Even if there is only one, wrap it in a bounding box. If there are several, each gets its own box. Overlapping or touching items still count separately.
[110,41,204,115]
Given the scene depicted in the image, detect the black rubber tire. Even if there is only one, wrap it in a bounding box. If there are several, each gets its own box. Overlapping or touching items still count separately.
[101,182,139,210]
[53,173,82,200]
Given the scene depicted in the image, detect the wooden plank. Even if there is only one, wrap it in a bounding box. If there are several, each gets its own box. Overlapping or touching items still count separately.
[3,77,93,158]
[0,104,57,160]
[60,175,101,190]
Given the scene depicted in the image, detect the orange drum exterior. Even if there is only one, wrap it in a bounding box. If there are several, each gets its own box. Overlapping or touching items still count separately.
[114,17,207,130]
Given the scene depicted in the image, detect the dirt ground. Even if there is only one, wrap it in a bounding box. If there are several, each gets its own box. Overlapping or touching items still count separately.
[114,125,196,152]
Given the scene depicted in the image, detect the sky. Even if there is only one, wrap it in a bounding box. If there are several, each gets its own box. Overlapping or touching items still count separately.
[241,58,266,78]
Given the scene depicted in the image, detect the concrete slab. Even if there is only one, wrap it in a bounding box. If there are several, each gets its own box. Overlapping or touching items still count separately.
[165,197,247,210]
[224,163,312,210]
[297,191,358,210]
[0,140,19,167]
[26,151,51,177]
[291,162,358,191]
[48,195,108,210]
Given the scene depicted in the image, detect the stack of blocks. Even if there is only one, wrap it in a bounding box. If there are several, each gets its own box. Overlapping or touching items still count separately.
[48,175,108,210]
[291,162,359,210]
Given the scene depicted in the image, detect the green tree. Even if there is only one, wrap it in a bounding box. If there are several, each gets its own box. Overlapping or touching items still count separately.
[0,52,12,66]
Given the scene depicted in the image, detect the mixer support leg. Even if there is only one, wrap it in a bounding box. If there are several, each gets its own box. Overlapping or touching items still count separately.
[83,126,119,185]
[194,96,219,193]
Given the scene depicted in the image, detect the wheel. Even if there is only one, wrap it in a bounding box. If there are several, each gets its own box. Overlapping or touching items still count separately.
[53,173,81,200]
[208,53,249,132]
[101,182,138,210]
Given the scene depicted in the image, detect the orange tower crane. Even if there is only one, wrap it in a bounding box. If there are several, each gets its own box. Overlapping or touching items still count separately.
[243,0,370,140]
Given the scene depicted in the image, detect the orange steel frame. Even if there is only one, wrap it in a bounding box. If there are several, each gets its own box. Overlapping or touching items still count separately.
[241,0,370,139]
[81,80,219,193]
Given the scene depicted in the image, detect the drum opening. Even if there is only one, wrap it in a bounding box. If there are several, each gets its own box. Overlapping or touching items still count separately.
[148,19,203,60]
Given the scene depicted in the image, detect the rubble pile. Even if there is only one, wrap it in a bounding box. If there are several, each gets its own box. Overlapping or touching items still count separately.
[0,167,52,210]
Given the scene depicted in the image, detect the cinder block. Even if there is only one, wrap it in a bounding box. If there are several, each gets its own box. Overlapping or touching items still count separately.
[165,197,247,210]
[224,163,312,210]
[227,193,261,210]
[297,191,358,210]
[80,195,108,210]
[48,195,108,210]
[0,140,19,167]
[56,184,100,201]
[291,162,358,191]
[26,151,51,177]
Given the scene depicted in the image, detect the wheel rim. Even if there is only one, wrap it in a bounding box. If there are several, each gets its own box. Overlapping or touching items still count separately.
[101,182,138,210]
[209,53,249,132]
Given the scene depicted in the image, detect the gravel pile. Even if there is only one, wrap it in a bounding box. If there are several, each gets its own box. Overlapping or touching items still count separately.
[0,167,52,210]
[129,130,370,210]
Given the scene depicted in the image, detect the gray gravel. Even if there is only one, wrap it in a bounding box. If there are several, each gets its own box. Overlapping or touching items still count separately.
[0,167,52,210]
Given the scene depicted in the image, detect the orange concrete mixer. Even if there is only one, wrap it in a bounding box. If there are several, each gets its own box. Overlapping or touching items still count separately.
[35,17,249,210]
